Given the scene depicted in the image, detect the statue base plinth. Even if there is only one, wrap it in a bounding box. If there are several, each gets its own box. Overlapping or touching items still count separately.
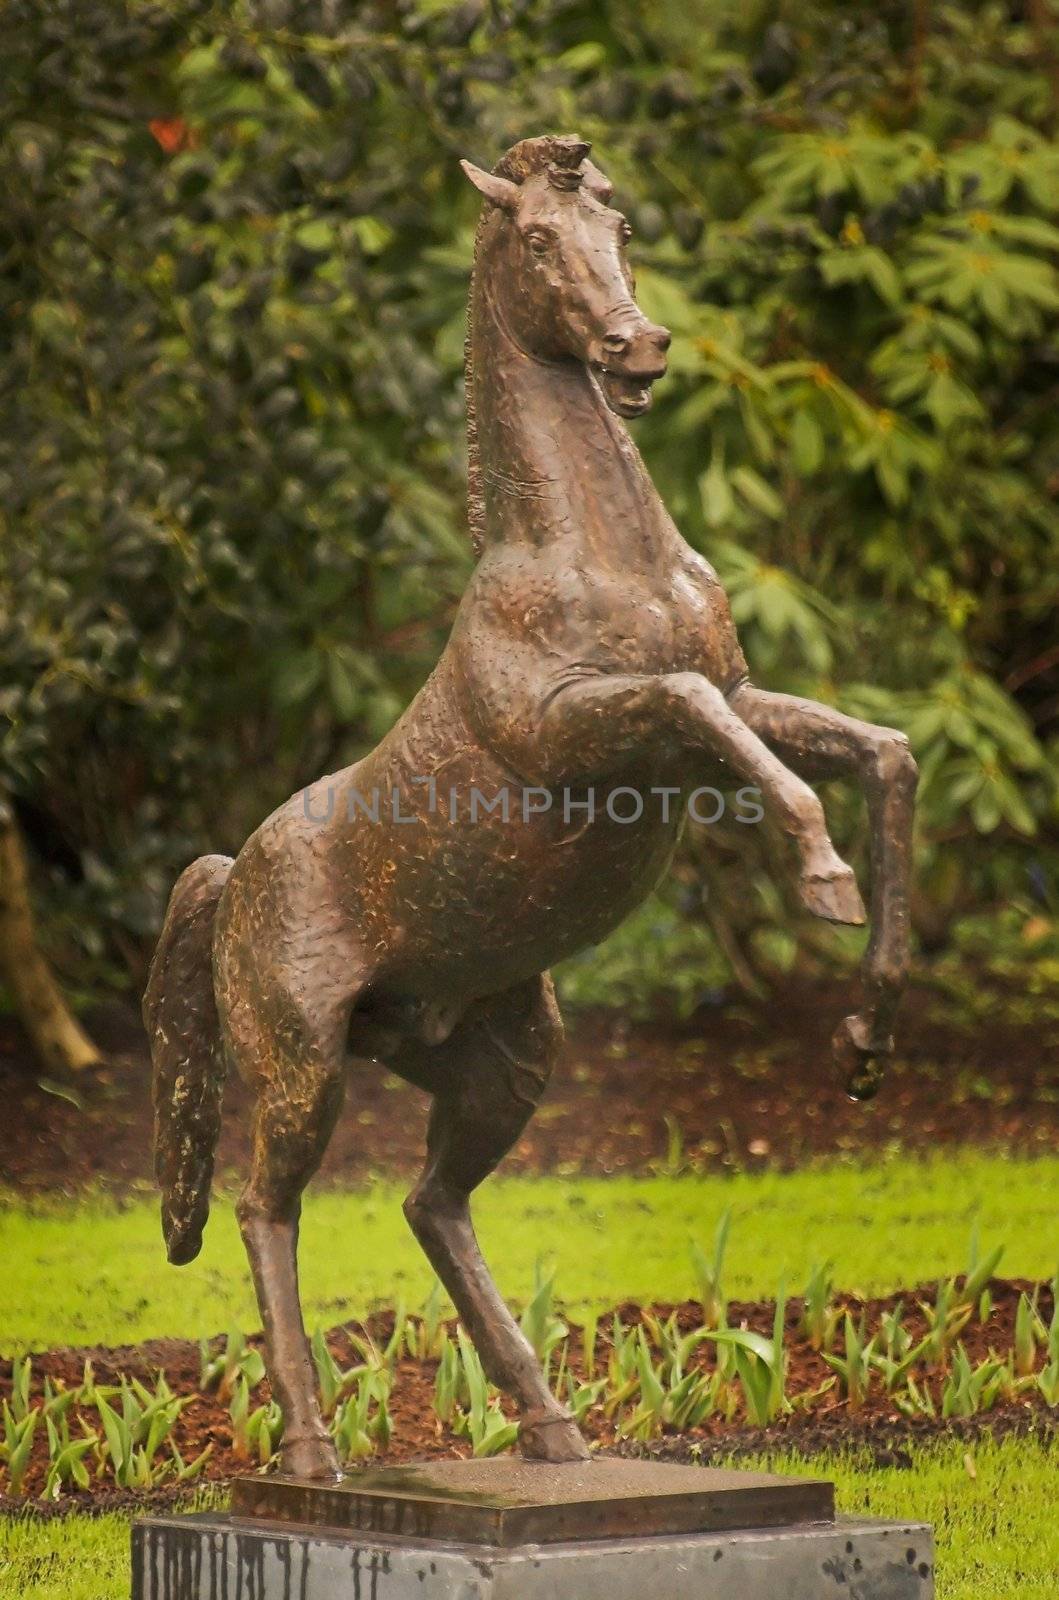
[230,1457,833,1544]
[131,1459,934,1599]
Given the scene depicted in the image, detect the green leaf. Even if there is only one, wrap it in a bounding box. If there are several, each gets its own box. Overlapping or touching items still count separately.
[351,217,394,255]
[271,648,323,709]
[294,220,333,252]
[327,650,361,723]
[819,247,902,307]
[731,466,783,520]
[556,42,608,72]
[707,1327,776,1364]
[789,410,824,475]
[699,452,734,528]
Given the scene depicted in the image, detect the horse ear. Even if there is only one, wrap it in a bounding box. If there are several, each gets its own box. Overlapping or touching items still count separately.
[582,159,614,205]
[460,160,519,212]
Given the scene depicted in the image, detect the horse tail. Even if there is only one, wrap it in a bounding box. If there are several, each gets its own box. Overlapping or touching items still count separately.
[143,853,233,1266]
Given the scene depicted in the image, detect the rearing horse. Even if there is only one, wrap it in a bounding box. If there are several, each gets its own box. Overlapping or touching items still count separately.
[144,135,917,1479]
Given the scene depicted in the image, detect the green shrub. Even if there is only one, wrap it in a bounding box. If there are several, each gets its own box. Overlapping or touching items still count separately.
[0,1,1054,992]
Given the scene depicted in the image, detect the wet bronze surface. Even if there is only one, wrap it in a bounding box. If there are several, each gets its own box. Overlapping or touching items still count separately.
[145,135,918,1482]
[230,1459,835,1546]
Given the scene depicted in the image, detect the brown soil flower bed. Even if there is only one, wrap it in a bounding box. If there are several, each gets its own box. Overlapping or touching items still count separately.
[1,1280,1054,1514]
[2,974,1057,1197]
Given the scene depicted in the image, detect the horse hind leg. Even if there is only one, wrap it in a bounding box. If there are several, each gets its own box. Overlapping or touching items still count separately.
[219,943,368,1481]
[396,974,588,1463]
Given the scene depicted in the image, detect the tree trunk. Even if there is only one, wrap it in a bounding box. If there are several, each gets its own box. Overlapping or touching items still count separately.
[0,797,102,1075]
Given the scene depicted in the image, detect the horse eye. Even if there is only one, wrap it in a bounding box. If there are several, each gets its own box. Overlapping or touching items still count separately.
[526,231,551,257]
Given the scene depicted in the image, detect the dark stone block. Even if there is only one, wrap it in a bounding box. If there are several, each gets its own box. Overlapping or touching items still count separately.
[132,1510,935,1600]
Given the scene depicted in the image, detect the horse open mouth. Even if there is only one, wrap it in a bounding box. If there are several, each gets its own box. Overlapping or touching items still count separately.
[595,366,662,418]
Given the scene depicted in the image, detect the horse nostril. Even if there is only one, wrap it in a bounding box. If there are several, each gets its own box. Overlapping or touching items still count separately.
[601,333,630,357]
[652,325,672,353]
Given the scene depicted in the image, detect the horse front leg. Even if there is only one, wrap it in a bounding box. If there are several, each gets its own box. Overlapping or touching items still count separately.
[535,671,865,926]
[731,684,919,1100]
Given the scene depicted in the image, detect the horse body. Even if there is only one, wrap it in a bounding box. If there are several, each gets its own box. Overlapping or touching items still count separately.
[218,656,684,1018]
[145,135,918,1479]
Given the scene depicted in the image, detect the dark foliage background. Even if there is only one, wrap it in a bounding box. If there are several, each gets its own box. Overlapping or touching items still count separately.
[1,0,1057,1022]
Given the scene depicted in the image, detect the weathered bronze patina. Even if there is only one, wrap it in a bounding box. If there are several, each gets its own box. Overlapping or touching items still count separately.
[230,1459,834,1545]
[145,136,917,1482]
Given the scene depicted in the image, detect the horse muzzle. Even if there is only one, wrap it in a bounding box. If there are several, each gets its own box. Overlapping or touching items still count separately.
[591,321,671,418]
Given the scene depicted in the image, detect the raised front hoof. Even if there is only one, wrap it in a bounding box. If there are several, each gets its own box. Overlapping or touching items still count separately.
[519,1410,591,1464]
[832,1014,891,1102]
[799,866,866,927]
[279,1435,342,1483]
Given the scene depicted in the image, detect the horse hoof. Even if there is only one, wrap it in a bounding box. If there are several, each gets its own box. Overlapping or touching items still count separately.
[832,1014,890,1102]
[279,1436,343,1482]
[800,866,866,926]
[519,1410,591,1463]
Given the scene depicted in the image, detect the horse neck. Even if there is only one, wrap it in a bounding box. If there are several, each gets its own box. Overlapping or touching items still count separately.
[467,267,664,565]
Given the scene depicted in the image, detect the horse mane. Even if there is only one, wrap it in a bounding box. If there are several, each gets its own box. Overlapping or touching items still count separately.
[464,136,612,556]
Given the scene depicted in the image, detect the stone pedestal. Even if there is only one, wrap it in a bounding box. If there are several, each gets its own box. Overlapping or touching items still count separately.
[131,1459,934,1600]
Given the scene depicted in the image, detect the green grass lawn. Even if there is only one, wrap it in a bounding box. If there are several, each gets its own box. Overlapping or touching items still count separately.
[2,1152,1058,1598]
[2,1150,1058,1353]
[2,1437,1057,1600]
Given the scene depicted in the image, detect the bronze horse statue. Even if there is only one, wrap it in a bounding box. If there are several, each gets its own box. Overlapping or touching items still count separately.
[145,135,917,1479]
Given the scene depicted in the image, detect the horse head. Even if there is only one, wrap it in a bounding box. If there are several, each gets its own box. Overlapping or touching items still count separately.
[462,135,670,419]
